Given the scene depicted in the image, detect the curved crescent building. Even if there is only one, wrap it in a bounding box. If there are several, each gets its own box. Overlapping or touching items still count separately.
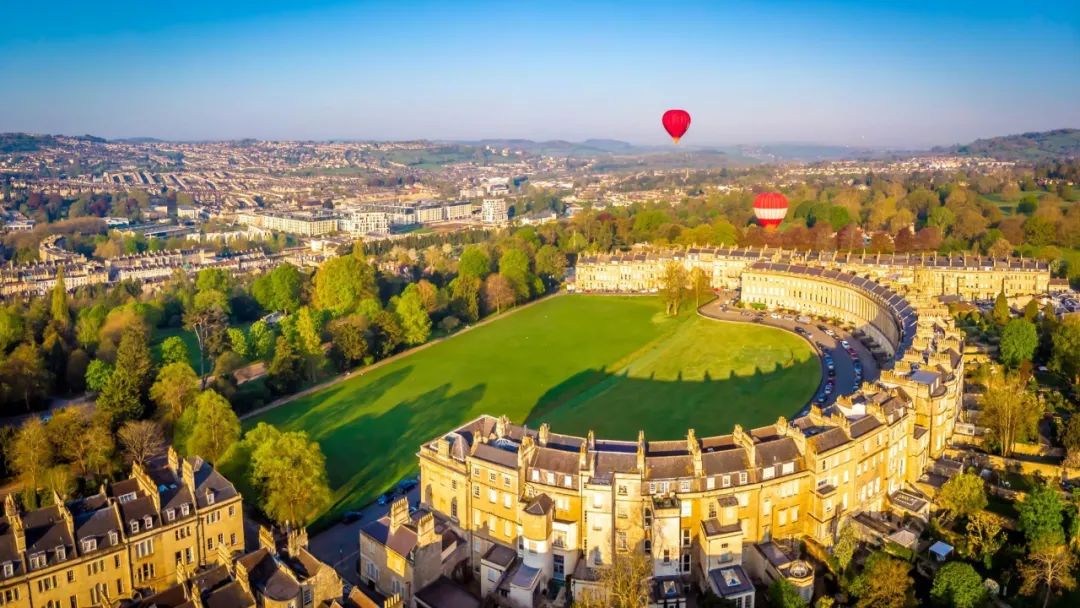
[359,249,983,608]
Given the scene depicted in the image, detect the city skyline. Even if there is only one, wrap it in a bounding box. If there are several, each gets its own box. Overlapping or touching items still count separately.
[2,1,1078,147]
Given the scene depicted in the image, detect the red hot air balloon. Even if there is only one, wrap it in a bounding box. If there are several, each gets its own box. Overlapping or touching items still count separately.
[662,109,691,143]
[753,192,789,230]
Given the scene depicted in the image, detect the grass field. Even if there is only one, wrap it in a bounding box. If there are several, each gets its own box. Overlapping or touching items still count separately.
[236,295,819,522]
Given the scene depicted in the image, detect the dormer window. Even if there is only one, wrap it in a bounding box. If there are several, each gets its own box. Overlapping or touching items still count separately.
[143,515,153,530]
[82,538,97,553]
[130,520,140,534]
[166,508,175,522]
[108,531,118,545]
[180,503,190,516]
[2,562,12,577]
[119,492,137,503]
[205,490,215,505]
[29,553,46,569]
[55,546,66,561]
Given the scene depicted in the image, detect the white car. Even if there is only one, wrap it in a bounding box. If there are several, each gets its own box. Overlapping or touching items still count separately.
[840,340,851,348]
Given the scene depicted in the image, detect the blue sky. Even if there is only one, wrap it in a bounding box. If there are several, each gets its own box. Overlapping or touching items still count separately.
[1,1,1077,147]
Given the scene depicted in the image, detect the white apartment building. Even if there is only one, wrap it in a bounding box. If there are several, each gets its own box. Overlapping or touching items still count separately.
[482,199,509,225]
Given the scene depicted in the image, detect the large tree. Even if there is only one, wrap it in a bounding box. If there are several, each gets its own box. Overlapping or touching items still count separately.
[930,562,987,608]
[936,470,987,525]
[482,274,516,315]
[150,362,200,422]
[1019,546,1077,608]
[457,245,491,280]
[979,368,1040,457]
[187,390,240,463]
[499,248,534,301]
[0,342,50,412]
[965,511,1005,568]
[660,261,688,316]
[849,552,916,608]
[395,284,432,345]
[252,263,302,313]
[9,418,54,507]
[312,250,377,316]
[535,244,567,286]
[327,314,369,369]
[118,420,165,466]
[449,275,481,323]
[160,336,190,366]
[184,291,229,386]
[249,425,331,528]
[267,336,304,395]
[1000,318,1038,367]
[97,324,153,426]
[832,523,858,573]
[573,552,651,608]
[1018,482,1066,551]
[1050,315,1080,390]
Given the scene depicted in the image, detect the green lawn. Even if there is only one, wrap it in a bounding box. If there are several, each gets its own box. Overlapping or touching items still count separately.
[237,295,819,522]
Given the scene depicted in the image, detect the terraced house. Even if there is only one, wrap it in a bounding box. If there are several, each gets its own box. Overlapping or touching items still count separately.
[0,449,243,607]
[360,274,966,607]
[573,246,1050,300]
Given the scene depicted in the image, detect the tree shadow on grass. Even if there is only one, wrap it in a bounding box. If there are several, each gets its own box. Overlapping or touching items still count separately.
[248,366,415,432]
[524,357,821,441]
[315,381,488,522]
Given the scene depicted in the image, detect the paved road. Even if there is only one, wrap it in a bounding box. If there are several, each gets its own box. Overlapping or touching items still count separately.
[307,487,420,586]
[698,298,881,417]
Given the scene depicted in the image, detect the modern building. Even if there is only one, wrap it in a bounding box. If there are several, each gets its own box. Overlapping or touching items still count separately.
[237,210,340,236]
[481,199,509,225]
[0,449,245,607]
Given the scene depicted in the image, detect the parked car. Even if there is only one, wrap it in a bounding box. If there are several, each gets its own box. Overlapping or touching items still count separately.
[341,511,363,524]
[398,477,418,492]
[376,493,392,506]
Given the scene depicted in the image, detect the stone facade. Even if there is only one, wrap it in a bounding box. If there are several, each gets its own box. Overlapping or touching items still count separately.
[0,449,244,608]
[573,246,1050,299]
[368,265,970,608]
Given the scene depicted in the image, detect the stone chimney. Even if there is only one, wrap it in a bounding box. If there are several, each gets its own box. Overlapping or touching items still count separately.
[413,513,441,593]
[732,425,756,464]
[181,459,196,499]
[286,527,308,557]
[4,495,25,554]
[258,526,276,554]
[538,423,550,447]
[495,415,509,439]
[636,430,646,473]
[385,594,404,608]
[55,492,75,541]
[389,497,410,532]
[167,446,180,475]
[688,429,702,477]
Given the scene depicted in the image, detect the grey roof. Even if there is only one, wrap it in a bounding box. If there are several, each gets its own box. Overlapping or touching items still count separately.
[473,443,519,468]
[701,450,747,476]
[532,447,579,474]
[361,517,418,558]
[482,544,517,569]
[415,576,481,608]
[709,565,755,598]
[755,437,799,467]
[645,455,693,480]
[239,548,300,602]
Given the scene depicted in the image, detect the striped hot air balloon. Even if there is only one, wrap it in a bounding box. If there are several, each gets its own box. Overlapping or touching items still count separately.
[753,192,789,230]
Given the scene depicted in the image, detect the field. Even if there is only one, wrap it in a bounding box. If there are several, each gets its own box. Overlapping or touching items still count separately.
[237,295,819,521]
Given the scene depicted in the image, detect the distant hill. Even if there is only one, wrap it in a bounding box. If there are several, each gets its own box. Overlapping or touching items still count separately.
[933,129,1080,162]
[0,133,60,153]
